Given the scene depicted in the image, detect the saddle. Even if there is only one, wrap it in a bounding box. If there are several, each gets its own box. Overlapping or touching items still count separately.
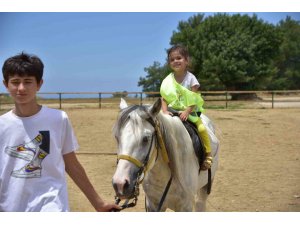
[168,108,205,171]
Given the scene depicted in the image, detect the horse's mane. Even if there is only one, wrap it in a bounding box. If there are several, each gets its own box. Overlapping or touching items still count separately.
[113,105,150,139]
[157,112,208,195]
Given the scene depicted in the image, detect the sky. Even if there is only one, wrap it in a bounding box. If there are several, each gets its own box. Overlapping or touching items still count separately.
[0,12,300,94]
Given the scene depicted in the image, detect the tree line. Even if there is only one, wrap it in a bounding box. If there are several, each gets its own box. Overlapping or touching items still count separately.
[138,13,300,98]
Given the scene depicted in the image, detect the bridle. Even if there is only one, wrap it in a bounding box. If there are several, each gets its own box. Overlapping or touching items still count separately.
[114,116,171,211]
[114,117,157,210]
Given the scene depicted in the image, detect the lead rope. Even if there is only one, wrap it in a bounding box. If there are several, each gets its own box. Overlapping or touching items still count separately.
[114,195,138,211]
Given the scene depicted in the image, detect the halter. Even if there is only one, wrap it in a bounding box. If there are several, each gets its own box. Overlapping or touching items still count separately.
[114,116,170,211]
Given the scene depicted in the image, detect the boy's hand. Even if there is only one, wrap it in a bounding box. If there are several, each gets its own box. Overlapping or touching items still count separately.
[95,202,122,212]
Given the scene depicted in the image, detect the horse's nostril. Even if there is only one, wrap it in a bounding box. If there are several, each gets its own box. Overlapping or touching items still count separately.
[123,179,129,191]
[113,178,130,196]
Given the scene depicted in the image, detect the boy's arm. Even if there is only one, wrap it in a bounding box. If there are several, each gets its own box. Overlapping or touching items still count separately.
[63,151,121,212]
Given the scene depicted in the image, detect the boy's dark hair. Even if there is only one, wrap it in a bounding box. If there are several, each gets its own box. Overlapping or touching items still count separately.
[167,44,189,62]
[2,52,44,83]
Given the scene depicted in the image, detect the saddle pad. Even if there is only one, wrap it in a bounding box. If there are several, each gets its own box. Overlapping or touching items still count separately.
[182,121,205,170]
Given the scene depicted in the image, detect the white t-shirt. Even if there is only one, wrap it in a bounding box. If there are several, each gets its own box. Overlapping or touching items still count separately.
[180,71,200,90]
[0,106,79,212]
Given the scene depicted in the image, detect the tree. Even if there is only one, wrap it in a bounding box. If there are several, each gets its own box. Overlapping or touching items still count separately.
[138,61,171,96]
[269,16,300,90]
[171,13,282,96]
[138,13,284,99]
[113,91,128,98]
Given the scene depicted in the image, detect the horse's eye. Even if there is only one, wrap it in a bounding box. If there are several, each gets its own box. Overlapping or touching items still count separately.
[142,136,148,143]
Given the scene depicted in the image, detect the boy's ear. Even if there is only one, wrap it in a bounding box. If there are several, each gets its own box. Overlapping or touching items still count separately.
[37,79,43,91]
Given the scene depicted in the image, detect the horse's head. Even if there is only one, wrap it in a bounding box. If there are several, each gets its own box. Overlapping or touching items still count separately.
[112,98,161,200]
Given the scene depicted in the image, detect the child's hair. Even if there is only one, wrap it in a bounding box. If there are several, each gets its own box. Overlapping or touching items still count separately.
[167,44,189,62]
[2,52,44,83]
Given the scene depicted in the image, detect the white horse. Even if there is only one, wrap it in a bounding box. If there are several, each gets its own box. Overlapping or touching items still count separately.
[112,98,220,211]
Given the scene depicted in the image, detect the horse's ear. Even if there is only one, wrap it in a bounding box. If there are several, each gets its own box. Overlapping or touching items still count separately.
[149,98,162,117]
[120,98,128,109]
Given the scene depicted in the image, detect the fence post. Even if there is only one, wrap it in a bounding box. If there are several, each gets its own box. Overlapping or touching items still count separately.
[59,93,62,109]
[225,91,228,109]
[99,93,102,109]
[140,92,143,105]
[272,91,274,109]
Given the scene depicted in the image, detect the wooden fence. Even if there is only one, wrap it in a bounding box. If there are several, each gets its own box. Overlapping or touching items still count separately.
[1,90,300,110]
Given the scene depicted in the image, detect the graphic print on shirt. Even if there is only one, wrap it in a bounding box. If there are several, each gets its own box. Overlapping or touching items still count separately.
[5,131,50,178]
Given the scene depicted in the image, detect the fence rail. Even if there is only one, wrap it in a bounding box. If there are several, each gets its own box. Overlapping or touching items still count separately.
[1,90,300,110]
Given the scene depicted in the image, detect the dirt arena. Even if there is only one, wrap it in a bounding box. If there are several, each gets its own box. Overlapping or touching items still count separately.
[61,106,300,212]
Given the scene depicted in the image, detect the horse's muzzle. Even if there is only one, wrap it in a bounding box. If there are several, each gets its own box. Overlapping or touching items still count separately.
[112,177,138,199]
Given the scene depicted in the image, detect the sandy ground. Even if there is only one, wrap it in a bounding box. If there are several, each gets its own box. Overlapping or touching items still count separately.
[63,107,300,212]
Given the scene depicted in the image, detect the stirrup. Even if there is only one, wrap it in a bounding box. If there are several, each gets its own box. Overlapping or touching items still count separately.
[202,156,213,169]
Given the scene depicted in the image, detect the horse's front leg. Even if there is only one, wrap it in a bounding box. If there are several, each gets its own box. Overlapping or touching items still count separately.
[145,196,167,212]
[194,185,209,211]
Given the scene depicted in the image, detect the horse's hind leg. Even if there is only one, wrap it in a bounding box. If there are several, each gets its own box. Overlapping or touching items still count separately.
[195,186,209,212]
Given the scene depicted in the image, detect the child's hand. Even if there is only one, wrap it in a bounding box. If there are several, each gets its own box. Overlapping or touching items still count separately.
[163,110,173,116]
[179,110,190,121]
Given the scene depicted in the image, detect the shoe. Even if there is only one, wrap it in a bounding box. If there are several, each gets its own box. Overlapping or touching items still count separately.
[5,134,42,161]
[11,164,41,178]
[5,146,36,161]
[201,156,213,170]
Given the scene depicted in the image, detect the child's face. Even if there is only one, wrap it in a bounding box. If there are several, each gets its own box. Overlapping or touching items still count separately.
[168,50,189,74]
[3,74,43,105]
